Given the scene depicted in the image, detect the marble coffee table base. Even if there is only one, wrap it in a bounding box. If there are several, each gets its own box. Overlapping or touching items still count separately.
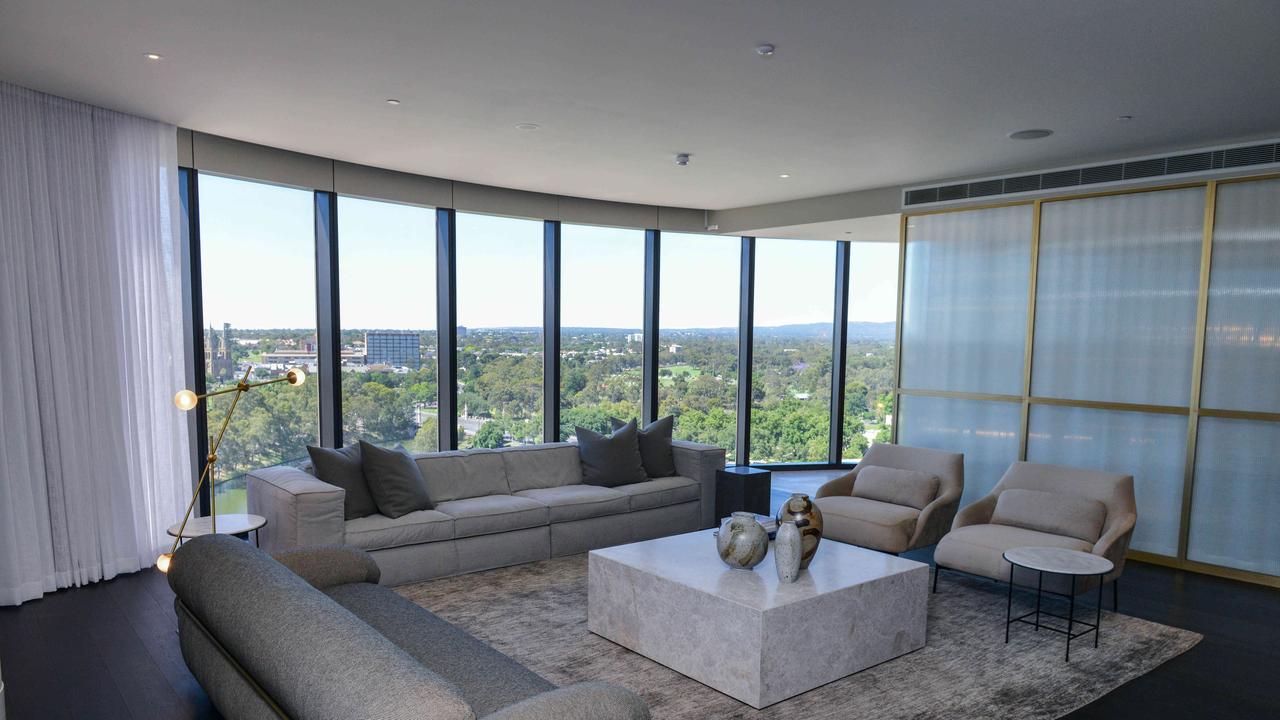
[588,531,929,709]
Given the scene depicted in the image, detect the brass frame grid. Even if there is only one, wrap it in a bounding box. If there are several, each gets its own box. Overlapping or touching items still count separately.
[894,171,1280,586]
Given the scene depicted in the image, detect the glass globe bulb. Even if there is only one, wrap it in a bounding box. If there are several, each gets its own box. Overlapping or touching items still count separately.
[287,368,306,386]
[156,552,173,573]
[174,389,199,411]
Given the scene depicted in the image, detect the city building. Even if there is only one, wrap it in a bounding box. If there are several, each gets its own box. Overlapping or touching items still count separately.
[3,4,1279,720]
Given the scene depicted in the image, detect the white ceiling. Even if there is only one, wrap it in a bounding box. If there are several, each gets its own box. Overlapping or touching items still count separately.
[3,0,1279,210]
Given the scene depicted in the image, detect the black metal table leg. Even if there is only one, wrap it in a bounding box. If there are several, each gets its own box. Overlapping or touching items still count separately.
[1095,573,1104,648]
[1034,570,1043,631]
[1066,575,1076,661]
[1005,562,1015,644]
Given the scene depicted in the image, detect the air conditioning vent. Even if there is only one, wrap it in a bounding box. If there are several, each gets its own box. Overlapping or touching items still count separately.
[903,139,1280,207]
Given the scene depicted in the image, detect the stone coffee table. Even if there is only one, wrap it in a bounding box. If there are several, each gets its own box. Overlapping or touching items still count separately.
[588,529,929,708]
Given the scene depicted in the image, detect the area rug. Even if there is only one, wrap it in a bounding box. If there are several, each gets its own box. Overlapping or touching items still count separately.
[395,555,1200,719]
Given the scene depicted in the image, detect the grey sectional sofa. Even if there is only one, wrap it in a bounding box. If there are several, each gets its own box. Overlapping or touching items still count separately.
[247,440,724,586]
[168,533,649,720]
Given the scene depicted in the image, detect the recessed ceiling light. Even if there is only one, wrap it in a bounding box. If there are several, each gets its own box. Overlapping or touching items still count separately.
[675,153,691,166]
[385,98,401,106]
[778,173,791,178]
[756,43,776,57]
[515,123,540,131]
[143,52,163,61]
[1008,128,1053,140]
[1116,115,1134,122]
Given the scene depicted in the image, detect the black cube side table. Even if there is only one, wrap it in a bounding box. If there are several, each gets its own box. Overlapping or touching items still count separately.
[715,465,772,520]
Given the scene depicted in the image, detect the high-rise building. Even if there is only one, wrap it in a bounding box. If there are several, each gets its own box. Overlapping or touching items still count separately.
[365,331,420,369]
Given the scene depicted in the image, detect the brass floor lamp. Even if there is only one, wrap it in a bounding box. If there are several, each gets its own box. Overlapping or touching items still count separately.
[157,365,306,573]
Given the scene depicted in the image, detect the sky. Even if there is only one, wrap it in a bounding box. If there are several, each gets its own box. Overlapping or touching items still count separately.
[198,174,899,331]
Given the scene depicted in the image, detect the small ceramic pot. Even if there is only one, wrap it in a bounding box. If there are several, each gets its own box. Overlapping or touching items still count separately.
[777,493,823,569]
[716,512,769,570]
[774,520,802,583]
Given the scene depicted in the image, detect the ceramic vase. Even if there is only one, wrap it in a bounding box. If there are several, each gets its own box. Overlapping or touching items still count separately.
[777,493,823,569]
[774,520,802,583]
[716,512,769,570]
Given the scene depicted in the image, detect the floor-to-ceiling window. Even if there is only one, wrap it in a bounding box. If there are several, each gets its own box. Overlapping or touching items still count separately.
[842,241,899,461]
[337,196,438,451]
[658,232,741,461]
[197,175,319,513]
[559,224,645,439]
[454,212,543,448]
[750,239,836,463]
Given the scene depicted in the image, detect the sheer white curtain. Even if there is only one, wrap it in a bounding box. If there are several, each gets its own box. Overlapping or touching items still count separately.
[0,82,189,606]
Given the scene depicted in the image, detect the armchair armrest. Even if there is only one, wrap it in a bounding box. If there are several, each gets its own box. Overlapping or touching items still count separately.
[909,487,963,549]
[951,493,997,530]
[1092,511,1136,579]
[815,468,857,498]
[485,682,649,720]
[247,465,345,552]
[671,440,725,530]
[272,545,380,589]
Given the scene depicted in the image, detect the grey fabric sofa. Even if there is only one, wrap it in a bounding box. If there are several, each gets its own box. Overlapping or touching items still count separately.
[168,534,649,720]
[813,443,964,554]
[248,440,724,586]
[932,460,1136,598]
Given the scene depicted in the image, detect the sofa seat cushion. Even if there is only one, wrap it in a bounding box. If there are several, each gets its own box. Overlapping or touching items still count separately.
[615,475,700,512]
[816,496,920,554]
[991,488,1108,543]
[934,523,1094,582]
[344,510,455,551]
[434,495,549,538]
[325,582,554,717]
[514,485,629,523]
[501,444,584,492]
[852,465,940,511]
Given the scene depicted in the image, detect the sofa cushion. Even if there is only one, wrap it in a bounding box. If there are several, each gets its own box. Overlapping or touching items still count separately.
[416,449,511,502]
[815,496,920,554]
[434,495,549,538]
[515,485,630,523]
[991,488,1107,543]
[360,442,433,518]
[501,444,583,492]
[325,582,554,717]
[615,475,700,512]
[610,415,677,478]
[933,523,1094,582]
[852,465,940,511]
[576,421,648,488]
[344,509,455,551]
[306,444,379,520]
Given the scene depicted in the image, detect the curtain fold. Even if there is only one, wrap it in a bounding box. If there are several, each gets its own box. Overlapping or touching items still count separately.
[0,82,189,606]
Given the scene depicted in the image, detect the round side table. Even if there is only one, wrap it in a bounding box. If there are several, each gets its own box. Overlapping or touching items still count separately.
[168,513,267,548]
[1002,546,1114,661]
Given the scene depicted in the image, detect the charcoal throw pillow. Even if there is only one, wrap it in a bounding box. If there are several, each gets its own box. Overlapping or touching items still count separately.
[307,444,379,520]
[359,441,433,518]
[576,420,648,488]
[610,415,677,478]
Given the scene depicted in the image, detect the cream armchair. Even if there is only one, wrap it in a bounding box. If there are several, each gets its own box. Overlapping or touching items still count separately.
[814,443,964,555]
[933,461,1136,605]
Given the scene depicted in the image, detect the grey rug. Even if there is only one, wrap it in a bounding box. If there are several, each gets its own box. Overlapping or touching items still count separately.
[396,555,1200,720]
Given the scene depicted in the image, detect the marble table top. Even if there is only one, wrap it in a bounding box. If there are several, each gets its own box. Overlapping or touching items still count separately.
[591,528,928,610]
[1003,546,1114,576]
[167,513,266,538]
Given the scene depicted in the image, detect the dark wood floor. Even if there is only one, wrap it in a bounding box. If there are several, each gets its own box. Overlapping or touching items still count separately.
[2,554,1277,719]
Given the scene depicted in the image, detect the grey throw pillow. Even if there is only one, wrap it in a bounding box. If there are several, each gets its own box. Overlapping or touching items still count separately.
[610,415,677,478]
[306,444,378,520]
[577,420,649,488]
[359,441,433,518]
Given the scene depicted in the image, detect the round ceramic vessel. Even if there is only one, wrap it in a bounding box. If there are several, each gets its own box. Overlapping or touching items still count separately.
[777,493,824,569]
[716,512,769,570]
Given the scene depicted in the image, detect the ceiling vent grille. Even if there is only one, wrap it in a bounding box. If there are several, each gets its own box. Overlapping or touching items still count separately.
[903,140,1280,207]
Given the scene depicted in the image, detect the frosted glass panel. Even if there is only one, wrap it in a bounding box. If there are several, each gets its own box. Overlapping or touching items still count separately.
[1200,179,1280,413]
[901,206,1032,395]
[1026,405,1186,557]
[897,395,1021,505]
[1032,188,1204,406]
[1188,417,1280,575]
